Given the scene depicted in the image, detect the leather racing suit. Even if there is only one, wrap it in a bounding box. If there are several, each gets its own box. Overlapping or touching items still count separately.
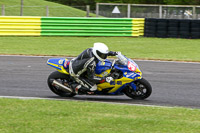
[68,48,116,90]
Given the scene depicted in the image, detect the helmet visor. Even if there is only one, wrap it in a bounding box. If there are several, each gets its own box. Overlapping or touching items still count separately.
[96,50,108,60]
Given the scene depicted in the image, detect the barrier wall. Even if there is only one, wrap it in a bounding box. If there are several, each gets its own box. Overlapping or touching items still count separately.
[144,18,200,39]
[0,16,41,36]
[0,16,144,37]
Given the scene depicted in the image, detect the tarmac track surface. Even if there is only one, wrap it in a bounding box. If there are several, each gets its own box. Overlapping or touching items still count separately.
[0,55,200,109]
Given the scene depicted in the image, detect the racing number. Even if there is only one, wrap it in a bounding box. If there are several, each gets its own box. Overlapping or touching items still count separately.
[110,81,122,85]
[128,61,136,71]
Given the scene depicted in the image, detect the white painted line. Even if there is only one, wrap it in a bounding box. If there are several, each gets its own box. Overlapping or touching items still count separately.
[0,95,194,109]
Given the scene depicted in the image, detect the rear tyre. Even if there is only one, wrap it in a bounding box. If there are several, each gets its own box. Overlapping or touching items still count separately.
[47,71,76,97]
[123,78,152,100]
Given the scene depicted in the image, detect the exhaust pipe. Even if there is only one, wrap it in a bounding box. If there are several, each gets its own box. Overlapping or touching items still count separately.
[52,80,73,93]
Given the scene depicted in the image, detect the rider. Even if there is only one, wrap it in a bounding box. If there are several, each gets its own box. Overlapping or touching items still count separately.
[68,42,118,94]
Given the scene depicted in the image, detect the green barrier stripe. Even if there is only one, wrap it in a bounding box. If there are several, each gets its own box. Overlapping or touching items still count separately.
[41,17,137,24]
[41,26,143,30]
[40,17,144,37]
[41,17,134,20]
[41,20,132,24]
[41,30,137,33]
[42,33,132,36]
[41,23,133,27]
[41,27,133,30]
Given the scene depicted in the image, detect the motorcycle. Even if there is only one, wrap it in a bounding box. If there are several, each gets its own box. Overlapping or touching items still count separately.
[47,52,152,100]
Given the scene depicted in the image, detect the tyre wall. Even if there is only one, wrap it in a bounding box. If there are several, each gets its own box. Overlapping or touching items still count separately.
[144,18,200,39]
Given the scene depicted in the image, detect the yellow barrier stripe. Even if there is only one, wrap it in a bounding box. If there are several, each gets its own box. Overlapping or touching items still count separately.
[0,17,41,23]
[0,26,41,30]
[0,23,41,25]
[0,30,41,36]
[132,18,144,37]
[0,16,41,36]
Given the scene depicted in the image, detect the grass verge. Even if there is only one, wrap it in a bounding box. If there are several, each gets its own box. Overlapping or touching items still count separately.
[0,98,200,133]
[0,0,95,17]
[0,37,200,62]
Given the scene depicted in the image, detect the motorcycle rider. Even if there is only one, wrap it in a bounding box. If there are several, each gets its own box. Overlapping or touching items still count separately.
[68,42,118,94]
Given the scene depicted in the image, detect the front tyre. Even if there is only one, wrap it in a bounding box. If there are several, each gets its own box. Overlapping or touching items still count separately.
[47,71,76,97]
[123,78,152,100]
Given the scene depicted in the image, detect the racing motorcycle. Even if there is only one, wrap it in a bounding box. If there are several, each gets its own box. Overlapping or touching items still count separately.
[47,52,152,100]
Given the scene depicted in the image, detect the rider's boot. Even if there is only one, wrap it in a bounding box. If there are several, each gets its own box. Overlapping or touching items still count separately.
[71,83,97,94]
[71,84,81,94]
[90,84,97,91]
[85,84,97,95]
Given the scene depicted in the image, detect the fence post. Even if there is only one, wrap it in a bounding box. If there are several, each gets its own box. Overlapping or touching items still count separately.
[193,6,196,19]
[20,0,23,16]
[159,5,162,18]
[46,6,49,17]
[86,5,90,17]
[127,4,131,18]
[2,5,5,16]
[96,3,99,17]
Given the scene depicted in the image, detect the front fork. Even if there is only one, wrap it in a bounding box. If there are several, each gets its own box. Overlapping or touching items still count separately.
[129,82,137,91]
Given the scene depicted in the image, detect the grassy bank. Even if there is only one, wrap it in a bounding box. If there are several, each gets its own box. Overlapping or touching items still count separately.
[0,0,95,17]
[0,98,200,133]
[0,37,199,62]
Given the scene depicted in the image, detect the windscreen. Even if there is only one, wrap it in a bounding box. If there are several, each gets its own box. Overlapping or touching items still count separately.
[116,52,128,66]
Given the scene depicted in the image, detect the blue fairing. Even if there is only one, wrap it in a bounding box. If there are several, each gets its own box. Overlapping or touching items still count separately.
[95,59,141,81]
[114,64,130,72]
[115,63,141,79]
[95,59,112,74]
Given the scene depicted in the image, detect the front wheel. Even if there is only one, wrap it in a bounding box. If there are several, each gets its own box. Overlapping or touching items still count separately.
[47,71,76,97]
[123,78,152,100]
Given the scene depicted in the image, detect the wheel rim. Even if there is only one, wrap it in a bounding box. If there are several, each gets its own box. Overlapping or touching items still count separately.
[126,82,148,98]
[135,83,147,97]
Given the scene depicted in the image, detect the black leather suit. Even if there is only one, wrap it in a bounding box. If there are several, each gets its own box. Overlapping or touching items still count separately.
[69,48,116,89]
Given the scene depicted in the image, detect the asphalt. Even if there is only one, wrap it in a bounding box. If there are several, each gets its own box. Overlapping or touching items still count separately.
[0,55,200,108]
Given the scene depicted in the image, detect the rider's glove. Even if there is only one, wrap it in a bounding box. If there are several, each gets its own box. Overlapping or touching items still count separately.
[106,77,113,83]
[108,51,118,56]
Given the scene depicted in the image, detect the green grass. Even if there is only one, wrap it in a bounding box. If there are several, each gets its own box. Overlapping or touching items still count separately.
[0,0,95,17]
[0,98,199,133]
[0,37,200,62]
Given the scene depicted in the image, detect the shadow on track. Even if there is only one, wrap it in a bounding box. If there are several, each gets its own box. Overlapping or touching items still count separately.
[46,95,152,105]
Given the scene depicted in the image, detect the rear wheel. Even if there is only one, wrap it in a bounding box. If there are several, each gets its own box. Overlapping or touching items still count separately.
[123,78,152,100]
[47,71,76,97]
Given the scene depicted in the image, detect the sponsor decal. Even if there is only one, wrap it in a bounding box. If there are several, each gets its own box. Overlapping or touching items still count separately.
[59,60,64,64]
[101,71,108,77]
[117,81,122,85]
[110,81,122,85]
[101,62,105,65]
[126,73,137,78]
[128,61,136,71]
[64,60,69,68]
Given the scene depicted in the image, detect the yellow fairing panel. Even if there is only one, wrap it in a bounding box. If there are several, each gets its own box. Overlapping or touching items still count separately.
[96,69,111,77]
[97,77,133,93]
[58,66,69,75]
[57,58,69,75]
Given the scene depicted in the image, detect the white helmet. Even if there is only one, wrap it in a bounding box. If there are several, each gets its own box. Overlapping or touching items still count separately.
[92,42,109,62]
